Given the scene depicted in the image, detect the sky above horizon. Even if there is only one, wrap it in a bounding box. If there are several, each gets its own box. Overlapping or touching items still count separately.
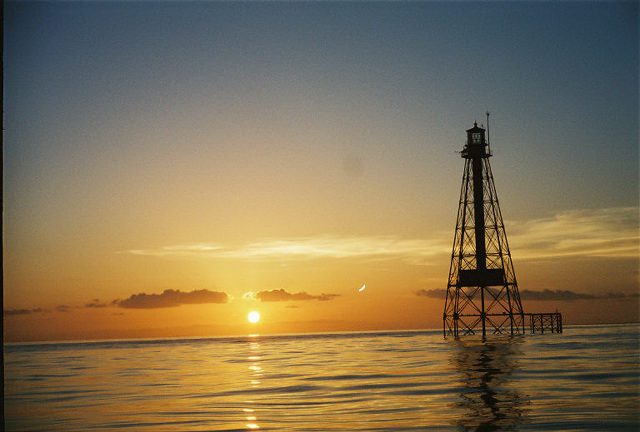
[4,1,639,342]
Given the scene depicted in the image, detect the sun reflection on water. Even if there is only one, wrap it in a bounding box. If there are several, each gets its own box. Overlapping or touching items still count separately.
[243,335,263,430]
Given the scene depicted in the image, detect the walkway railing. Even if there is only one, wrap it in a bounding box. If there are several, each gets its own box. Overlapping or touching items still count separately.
[526,312,562,334]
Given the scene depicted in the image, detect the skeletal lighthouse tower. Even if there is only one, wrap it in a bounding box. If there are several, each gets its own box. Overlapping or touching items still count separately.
[443,121,526,337]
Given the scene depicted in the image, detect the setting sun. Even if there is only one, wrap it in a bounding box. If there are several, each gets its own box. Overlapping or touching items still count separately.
[247,311,261,324]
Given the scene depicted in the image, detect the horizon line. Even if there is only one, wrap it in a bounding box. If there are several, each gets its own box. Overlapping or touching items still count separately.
[5,322,639,347]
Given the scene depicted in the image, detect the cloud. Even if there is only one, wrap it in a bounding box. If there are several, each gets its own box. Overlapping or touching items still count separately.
[508,207,639,260]
[5,308,39,316]
[520,289,595,301]
[5,291,229,316]
[415,288,639,301]
[415,289,446,299]
[85,299,109,308]
[124,236,448,263]
[127,243,224,257]
[520,289,639,301]
[123,207,638,264]
[254,288,340,302]
[602,291,640,299]
[116,289,229,309]
[4,307,49,315]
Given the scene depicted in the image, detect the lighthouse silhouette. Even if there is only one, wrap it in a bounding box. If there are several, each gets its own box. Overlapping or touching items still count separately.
[443,118,561,338]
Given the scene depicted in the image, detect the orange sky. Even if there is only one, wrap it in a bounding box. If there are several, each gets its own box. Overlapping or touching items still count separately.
[4,2,638,342]
[4,215,639,342]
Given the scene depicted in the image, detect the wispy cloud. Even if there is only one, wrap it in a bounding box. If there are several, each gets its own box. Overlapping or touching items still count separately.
[125,236,448,263]
[415,288,639,301]
[115,289,229,309]
[250,288,340,302]
[123,207,638,263]
[508,207,638,260]
[217,237,447,261]
[127,243,224,257]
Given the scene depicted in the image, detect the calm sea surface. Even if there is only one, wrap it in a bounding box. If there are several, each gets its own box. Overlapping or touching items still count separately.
[4,324,639,431]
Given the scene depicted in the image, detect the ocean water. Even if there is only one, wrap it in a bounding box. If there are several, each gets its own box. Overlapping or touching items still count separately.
[4,324,639,431]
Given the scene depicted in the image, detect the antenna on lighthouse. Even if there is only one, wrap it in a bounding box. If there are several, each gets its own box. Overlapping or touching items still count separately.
[486,111,491,155]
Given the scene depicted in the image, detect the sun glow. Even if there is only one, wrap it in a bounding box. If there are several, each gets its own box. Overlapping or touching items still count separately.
[247,311,261,324]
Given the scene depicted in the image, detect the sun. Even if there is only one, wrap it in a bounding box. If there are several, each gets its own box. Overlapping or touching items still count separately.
[247,311,261,324]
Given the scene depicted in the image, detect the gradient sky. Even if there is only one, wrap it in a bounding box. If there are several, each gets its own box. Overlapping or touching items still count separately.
[4,1,638,342]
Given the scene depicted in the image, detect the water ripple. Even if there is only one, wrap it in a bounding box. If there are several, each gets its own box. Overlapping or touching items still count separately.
[4,325,639,431]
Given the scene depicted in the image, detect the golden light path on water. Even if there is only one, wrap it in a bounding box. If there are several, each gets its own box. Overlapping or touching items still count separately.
[3,324,639,431]
[245,335,262,430]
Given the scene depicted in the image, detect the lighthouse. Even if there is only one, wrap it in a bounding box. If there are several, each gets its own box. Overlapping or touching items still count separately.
[443,120,561,338]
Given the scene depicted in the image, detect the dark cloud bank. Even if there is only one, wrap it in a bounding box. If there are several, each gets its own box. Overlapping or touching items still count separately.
[3,307,49,316]
[85,299,109,308]
[415,288,639,301]
[4,289,229,316]
[116,289,228,309]
[256,288,340,302]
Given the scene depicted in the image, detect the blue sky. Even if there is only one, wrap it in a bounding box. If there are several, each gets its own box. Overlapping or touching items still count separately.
[6,1,637,219]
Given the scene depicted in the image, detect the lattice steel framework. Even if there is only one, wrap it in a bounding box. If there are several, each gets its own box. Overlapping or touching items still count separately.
[443,122,525,338]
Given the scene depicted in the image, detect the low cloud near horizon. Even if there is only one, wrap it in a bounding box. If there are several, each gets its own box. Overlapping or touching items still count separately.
[253,288,340,302]
[415,288,639,301]
[3,307,49,316]
[85,299,109,308]
[116,289,229,309]
[4,289,230,316]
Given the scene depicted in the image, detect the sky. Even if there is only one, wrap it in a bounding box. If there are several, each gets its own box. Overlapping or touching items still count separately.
[4,1,638,342]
